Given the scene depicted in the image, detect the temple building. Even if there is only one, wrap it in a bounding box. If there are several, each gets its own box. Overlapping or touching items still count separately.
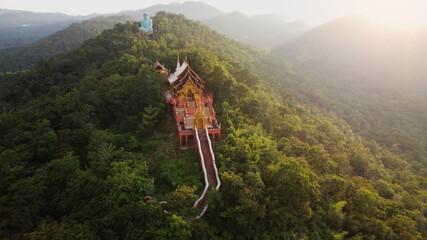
[163,57,221,148]
[152,60,168,77]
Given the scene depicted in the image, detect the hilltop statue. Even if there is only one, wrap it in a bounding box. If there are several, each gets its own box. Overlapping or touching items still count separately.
[139,13,153,32]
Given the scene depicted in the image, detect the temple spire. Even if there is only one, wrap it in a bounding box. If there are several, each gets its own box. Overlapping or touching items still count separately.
[176,53,181,71]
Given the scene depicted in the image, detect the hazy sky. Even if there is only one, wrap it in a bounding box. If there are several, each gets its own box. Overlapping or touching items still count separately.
[1,0,427,26]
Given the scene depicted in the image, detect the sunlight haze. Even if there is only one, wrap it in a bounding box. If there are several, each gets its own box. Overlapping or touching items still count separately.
[1,0,427,27]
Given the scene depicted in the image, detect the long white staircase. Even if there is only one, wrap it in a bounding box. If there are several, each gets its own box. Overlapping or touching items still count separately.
[193,126,221,218]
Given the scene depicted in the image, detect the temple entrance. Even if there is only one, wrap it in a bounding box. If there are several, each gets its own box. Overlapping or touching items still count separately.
[193,100,207,130]
[197,119,204,129]
[186,89,194,98]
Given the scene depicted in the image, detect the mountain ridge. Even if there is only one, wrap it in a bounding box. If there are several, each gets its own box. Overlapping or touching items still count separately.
[0,10,101,52]
[119,1,225,21]
[0,15,136,72]
[279,15,427,87]
[204,11,309,48]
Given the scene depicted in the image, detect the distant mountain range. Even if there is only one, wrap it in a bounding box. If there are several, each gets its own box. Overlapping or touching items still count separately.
[0,11,90,28]
[0,2,225,52]
[0,1,310,70]
[3,2,427,95]
[204,11,309,48]
[121,2,310,48]
[120,1,225,21]
[0,15,135,72]
[0,10,98,52]
[278,15,427,92]
[0,8,23,15]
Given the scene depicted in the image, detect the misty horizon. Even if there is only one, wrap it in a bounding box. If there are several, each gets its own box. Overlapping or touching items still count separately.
[1,0,427,27]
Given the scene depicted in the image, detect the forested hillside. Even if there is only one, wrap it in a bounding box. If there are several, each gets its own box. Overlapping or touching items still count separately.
[274,15,427,168]
[0,12,425,239]
[0,15,135,72]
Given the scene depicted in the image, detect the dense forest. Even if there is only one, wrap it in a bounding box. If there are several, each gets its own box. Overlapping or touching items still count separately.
[0,12,425,239]
[0,15,135,73]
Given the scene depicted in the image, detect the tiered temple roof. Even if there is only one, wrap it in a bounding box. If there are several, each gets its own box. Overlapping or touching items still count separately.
[168,62,205,92]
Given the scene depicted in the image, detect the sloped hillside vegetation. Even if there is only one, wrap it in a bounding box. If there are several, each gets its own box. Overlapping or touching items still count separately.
[0,12,425,239]
[0,15,136,73]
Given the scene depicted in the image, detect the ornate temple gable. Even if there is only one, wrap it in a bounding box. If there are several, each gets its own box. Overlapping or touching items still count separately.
[171,62,205,92]
[178,78,200,97]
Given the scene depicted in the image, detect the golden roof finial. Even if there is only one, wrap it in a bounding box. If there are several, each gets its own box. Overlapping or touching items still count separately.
[177,53,180,64]
[184,55,188,63]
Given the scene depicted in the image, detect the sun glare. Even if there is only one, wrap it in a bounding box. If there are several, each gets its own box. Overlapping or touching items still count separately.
[370,12,427,28]
[356,0,427,28]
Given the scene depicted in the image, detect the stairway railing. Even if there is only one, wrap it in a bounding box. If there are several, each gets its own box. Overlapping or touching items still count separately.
[195,204,209,219]
[205,126,221,190]
[193,129,209,208]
